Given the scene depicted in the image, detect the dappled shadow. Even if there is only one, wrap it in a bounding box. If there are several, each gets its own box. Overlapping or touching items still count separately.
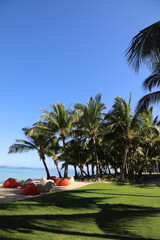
[97,203,160,239]
[28,190,113,209]
[0,186,160,239]
[0,205,159,239]
[0,189,112,212]
[135,185,160,188]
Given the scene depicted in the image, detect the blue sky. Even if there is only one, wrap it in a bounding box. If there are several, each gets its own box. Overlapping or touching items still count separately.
[0,0,160,168]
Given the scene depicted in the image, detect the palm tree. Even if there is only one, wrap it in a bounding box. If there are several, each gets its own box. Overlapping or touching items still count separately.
[46,137,62,178]
[103,134,124,176]
[136,108,160,178]
[8,128,51,179]
[75,93,106,177]
[63,138,91,179]
[104,96,142,181]
[29,102,80,178]
[126,21,160,111]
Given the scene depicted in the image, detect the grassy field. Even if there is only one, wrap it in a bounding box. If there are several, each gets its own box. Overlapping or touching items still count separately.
[0,183,160,240]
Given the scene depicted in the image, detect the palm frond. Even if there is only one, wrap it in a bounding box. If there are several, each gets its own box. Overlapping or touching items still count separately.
[39,107,50,115]
[8,143,36,154]
[143,73,160,91]
[27,125,53,137]
[15,139,37,147]
[141,126,160,137]
[136,91,160,111]
[125,21,160,71]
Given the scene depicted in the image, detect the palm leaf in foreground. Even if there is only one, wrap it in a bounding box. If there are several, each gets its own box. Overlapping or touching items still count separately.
[137,91,160,111]
[126,21,160,71]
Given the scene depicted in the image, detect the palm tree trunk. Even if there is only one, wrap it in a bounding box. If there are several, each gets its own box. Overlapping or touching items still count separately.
[62,138,68,178]
[79,164,84,179]
[158,162,160,173]
[86,163,90,176]
[54,159,62,178]
[138,148,149,179]
[106,164,111,174]
[73,164,78,178]
[126,162,129,175]
[99,163,103,177]
[40,155,50,179]
[92,138,100,178]
[121,147,129,182]
[91,163,95,177]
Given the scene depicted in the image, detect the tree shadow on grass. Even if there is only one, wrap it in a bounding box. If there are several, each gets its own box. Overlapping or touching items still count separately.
[0,189,160,239]
[0,189,112,211]
[0,237,21,240]
[78,189,160,198]
[97,203,160,239]
[0,205,159,240]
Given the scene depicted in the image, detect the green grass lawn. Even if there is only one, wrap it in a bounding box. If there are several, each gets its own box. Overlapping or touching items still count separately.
[0,183,160,240]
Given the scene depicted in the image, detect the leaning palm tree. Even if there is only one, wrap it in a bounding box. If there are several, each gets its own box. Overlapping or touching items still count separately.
[126,21,160,111]
[46,137,62,178]
[8,128,51,179]
[75,93,106,177]
[29,103,80,178]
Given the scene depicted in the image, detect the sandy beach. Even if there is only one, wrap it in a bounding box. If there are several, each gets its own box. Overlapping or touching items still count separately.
[0,181,92,203]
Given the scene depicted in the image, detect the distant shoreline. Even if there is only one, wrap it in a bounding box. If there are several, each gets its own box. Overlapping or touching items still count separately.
[0,166,52,170]
[0,166,75,183]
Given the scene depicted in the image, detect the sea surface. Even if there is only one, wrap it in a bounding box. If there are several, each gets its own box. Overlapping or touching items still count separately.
[0,166,75,184]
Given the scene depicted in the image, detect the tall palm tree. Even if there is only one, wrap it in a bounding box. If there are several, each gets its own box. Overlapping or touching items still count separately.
[75,93,106,177]
[126,21,160,111]
[137,107,160,177]
[104,96,142,181]
[8,128,51,179]
[29,102,80,178]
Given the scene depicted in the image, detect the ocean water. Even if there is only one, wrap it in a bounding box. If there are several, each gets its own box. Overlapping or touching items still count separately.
[0,166,75,183]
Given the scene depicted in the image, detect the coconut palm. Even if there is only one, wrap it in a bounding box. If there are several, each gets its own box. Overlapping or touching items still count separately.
[64,138,91,178]
[136,108,160,177]
[30,102,80,178]
[104,96,142,181]
[149,140,160,172]
[126,21,160,111]
[103,134,124,176]
[8,128,51,179]
[75,93,106,177]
